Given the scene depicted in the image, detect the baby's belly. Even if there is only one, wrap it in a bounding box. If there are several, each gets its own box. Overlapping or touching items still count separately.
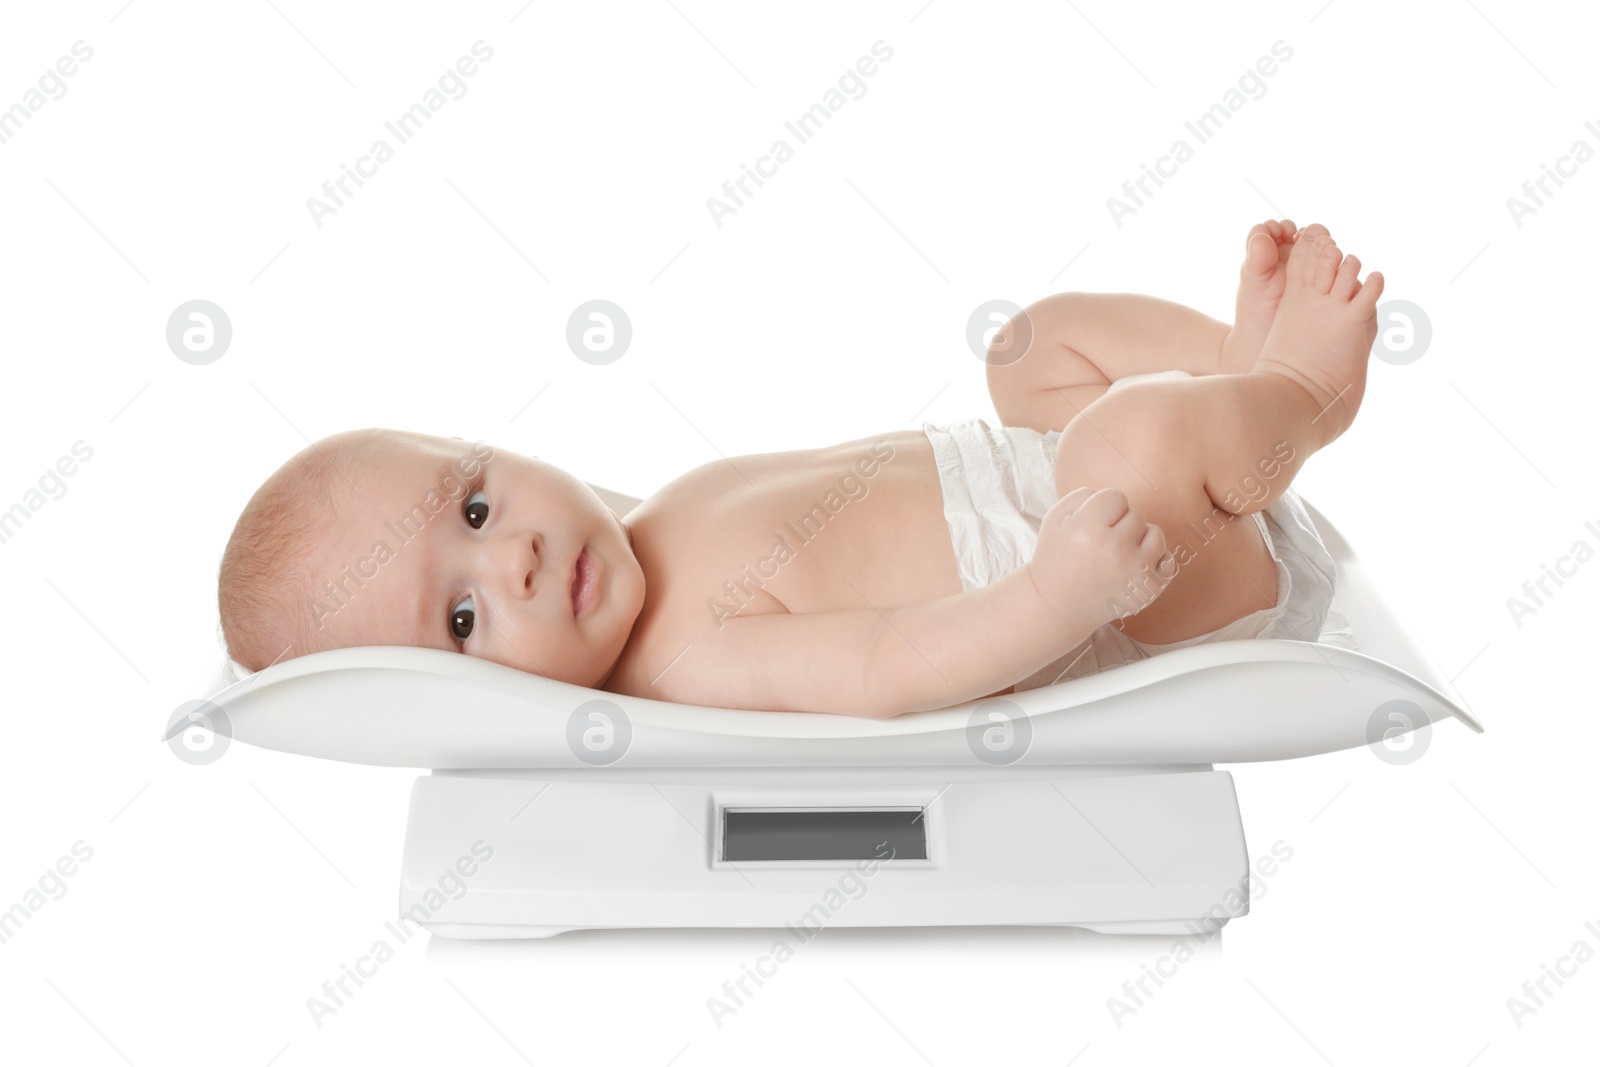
[611,428,1026,703]
[619,431,953,633]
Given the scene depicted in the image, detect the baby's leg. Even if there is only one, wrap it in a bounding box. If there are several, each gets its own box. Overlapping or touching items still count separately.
[1052,229,1382,645]
[987,219,1301,435]
[1052,373,1312,643]
[987,292,1231,435]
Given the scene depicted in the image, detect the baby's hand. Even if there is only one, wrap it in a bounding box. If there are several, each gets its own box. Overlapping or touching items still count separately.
[1026,487,1175,633]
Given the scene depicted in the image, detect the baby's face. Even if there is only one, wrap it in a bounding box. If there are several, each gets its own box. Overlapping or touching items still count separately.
[305,432,645,688]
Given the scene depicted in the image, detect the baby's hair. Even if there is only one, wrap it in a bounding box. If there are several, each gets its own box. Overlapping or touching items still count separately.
[217,432,377,672]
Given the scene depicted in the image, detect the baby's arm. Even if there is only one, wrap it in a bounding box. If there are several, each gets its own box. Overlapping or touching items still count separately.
[660,565,1093,718]
[656,487,1172,718]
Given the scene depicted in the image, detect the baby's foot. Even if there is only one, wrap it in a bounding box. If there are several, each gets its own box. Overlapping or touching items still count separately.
[1219,219,1298,374]
[1252,225,1384,449]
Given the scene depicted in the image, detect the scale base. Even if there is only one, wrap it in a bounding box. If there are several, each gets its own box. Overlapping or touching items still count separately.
[399,769,1251,939]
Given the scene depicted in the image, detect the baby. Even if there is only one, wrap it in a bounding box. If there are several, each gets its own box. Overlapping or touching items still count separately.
[218,220,1382,718]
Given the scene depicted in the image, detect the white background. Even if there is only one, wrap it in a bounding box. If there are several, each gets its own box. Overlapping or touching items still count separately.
[2,0,1596,1063]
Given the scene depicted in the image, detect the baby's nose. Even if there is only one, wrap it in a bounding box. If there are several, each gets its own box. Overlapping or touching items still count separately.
[506,533,540,599]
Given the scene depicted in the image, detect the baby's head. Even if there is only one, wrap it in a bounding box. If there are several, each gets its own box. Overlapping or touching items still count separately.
[218,428,646,688]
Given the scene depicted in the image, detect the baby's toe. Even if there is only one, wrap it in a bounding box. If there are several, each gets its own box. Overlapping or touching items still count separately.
[1312,235,1342,294]
[1353,269,1385,316]
[1331,253,1360,299]
[1244,230,1278,277]
[1287,227,1325,286]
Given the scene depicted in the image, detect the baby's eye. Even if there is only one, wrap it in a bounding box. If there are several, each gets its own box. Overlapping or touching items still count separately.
[450,595,475,642]
[464,489,490,529]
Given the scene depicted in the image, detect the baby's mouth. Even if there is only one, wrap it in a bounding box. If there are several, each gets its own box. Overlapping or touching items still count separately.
[570,545,592,617]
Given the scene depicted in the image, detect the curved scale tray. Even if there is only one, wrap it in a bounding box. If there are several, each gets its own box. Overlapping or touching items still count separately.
[196,492,1481,769]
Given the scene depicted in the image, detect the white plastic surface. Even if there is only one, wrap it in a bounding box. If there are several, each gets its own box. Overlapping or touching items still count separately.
[199,491,1482,769]
[399,770,1251,937]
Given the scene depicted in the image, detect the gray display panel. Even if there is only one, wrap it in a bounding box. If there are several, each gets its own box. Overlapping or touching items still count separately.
[721,808,927,861]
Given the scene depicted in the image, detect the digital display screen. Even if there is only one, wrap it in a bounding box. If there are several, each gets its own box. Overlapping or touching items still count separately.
[721,808,927,861]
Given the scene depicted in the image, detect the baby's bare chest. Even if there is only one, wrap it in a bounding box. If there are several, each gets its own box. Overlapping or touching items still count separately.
[612,430,962,683]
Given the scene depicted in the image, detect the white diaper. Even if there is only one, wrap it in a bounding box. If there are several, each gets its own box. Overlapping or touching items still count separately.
[922,370,1353,690]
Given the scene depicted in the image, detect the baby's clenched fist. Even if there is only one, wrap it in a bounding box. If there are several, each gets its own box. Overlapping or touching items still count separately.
[1025,486,1176,634]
